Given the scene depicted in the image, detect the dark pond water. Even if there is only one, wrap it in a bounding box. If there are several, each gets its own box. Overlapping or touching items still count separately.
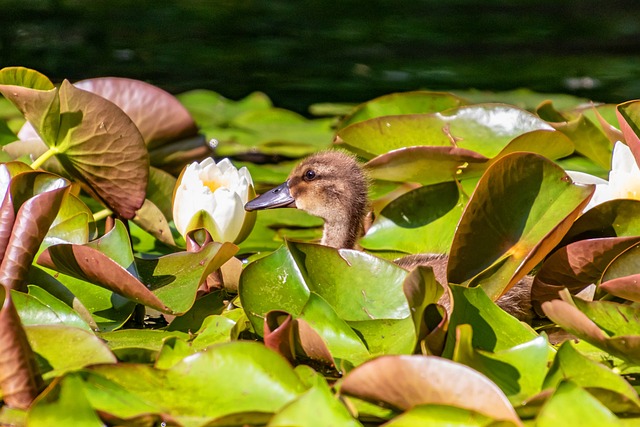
[3,0,640,112]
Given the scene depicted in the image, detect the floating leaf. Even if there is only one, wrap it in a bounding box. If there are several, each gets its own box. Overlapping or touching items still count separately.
[544,341,640,414]
[87,341,305,425]
[365,146,488,185]
[339,91,466,128]
[27,374,103,427]
[447,152,594,299]
[240,242,412,365]
[562,199,640,243]
[336,104,553,159]
[453,324,550,405]
[360,180,465,254]
[340,355,522,426]
[25,325,116,380]
[535,381,621,426]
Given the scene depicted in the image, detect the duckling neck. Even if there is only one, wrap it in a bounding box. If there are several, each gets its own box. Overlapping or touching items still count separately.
[321,215,363,249]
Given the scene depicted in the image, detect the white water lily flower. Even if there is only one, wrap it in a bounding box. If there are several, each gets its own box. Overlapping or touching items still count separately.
[173,158,256,243]
[568,141,640,211]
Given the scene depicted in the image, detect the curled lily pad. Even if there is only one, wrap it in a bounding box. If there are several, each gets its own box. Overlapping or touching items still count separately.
[365,146,488,185]
[340,355,522,426]
[38,220,237,315]
[532,236,640,315]
[0,171,69,291]
[0,67,149,219]
[616,100,640,167]
[0,285,43,409]
[542,295,640,365]
[447,152,594,299]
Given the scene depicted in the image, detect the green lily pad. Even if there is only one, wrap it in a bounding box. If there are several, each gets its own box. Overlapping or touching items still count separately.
[443,286,542,358]
[360,180,466,254]
[338,90,466,128]
[453,324,550,406]
[447,152,594,299]
[27,374,103,427]
[25,325,116,380]
[544,341,640,414]
[87,341,306,425]
[535,381,621,426]
[383,404,519,427]
[269,373,361,427]
[336,104,553,159]
[12,286,90,331]
[240,242,413,365]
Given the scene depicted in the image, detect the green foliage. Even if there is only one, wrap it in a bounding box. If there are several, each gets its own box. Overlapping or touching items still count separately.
[3,67,640,425]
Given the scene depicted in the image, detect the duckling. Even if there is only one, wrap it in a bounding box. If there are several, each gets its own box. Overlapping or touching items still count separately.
[245,150,533,320]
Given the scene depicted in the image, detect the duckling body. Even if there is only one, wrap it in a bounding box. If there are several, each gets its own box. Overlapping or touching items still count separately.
[246,150,532,320]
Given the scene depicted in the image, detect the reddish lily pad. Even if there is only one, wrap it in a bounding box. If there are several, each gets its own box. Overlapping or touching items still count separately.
[532,236,640,315]
[340,355,522,426]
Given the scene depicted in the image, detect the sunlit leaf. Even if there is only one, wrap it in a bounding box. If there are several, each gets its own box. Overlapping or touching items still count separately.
[340,355,522,426]
[544,341,640,414]
[535,381,621,426]
[87,341,305,424]
[383,404,519,427]
[339,90,466,128]
[336,104,553,159]
[27,374,103,427]
[453,324,549,405]
[448,152,595,299]
[361,180,465,254]
[25,325,116,380]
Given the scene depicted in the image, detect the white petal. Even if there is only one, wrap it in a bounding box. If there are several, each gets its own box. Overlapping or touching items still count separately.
[611,141,639,176]
[566,170,608,186]
[211,188,244,242]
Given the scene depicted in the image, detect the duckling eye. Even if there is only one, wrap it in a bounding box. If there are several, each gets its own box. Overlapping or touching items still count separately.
[304,169,316,181]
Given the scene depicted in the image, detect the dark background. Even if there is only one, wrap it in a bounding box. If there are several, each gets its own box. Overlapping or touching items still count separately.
[3,0,640,112]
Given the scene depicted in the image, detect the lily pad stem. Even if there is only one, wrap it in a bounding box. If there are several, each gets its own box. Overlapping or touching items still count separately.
[93,208,113,222]
[31,147,59,170]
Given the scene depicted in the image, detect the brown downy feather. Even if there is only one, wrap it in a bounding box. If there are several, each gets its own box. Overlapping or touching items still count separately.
[248,150,534,321]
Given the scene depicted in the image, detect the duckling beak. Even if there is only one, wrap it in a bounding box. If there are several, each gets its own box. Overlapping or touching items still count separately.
[245,181,296,211]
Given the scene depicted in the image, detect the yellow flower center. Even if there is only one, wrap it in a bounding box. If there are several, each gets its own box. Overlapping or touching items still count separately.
[202,179,223,193]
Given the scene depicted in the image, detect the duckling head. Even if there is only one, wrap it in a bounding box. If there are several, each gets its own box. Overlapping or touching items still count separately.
[245,150,369,249]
